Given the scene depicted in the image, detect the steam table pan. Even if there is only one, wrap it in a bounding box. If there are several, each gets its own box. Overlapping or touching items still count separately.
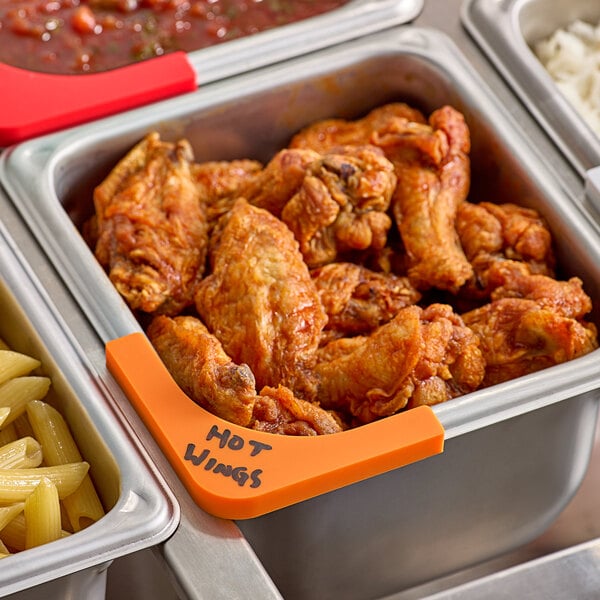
[3,26,600,599]
[0,213,179,597]
[461,0,600,218]
[0,0,423,147]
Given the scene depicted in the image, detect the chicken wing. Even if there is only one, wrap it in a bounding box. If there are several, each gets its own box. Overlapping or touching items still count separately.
[281,146,397,267]
[195,199,327,398]
[94,132,208,315]
[312,261,421,341]
[488,260,592,319]
[463,298,598,386]
[192,159,263,232]
[315,305,423,422]
[252,386,343,435]
[239,148,321,217]
[373,106,473,292]
[456,201,555,298]
[406,304,485,409]
[314,304,484,423]
[289,102,427,152]
[148,314,342,435]
[147,314,257,426]
[462,256,598,386]
[478,202,555,269]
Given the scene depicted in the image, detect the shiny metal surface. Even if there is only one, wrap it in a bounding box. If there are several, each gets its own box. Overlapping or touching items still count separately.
[238,397,597,598]
[0,205,179,597]
[0,186,282,600]
[188,0,424,85]
[462,0,600,177]
[385,422,600,600]
[4,21,600,596]
[399,2,600,598]
[4,26,600,441]
[2,0,600,598]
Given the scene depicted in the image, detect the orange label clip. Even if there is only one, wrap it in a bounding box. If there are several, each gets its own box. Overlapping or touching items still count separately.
[106,332,445,519]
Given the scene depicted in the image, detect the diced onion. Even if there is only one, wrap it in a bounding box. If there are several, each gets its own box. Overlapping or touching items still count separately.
[534,19,600,136]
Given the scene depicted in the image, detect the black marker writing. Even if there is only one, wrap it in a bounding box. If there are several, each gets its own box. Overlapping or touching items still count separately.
[206,424,272,455]
[184,443,264,488]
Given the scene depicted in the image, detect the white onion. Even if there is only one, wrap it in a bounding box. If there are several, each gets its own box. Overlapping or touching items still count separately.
[534,19,600,136]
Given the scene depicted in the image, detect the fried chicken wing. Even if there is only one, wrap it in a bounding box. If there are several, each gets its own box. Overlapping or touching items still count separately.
[315,306,423,422]
[148,314,342,435]
[292,103,474,290]
[195,199,327,397]
[239,148,321,216]
[192,159,263,231]
[89,102,600,437]
[312,262,421,340]
[315,303,484,423]
[373,106,473,292]
[316,336,367,363]
[93,132,208,315]
[480,202,555,268]
[407,304,485,409]
[252,386,343,436]
[289,102,426,152]
[463,298,598,387]
[463,259,597,386]
[147,314,257,426]
[488,261,592,319]
[456,201,555,298]
[281,146,396,267]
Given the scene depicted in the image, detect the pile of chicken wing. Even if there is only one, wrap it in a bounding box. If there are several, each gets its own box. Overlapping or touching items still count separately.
[86,102,599,435]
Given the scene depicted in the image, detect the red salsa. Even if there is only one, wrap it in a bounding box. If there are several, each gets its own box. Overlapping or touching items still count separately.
[0,0,351,74]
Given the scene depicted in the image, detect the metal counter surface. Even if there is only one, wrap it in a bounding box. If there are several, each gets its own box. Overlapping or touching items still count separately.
[2,0,600,598]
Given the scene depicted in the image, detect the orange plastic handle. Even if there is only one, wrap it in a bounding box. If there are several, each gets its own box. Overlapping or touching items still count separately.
[106,332,445,519]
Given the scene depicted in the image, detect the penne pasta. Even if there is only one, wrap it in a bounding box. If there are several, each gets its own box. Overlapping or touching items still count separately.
[0,340,10,352]
[26,401,105,531]
[25,478,62,549]
[0,514,26,551]
[0,351,40,386]
[0,377,51,426]
[62,477,105,532]
[0,438,42,469]
[12,413,34,440]
[0,340,108,551]
[59,502,73,533]
[0,408,9,429]
[0,462,89,503]
[0,513,70,552]
[0,424,18,447]
[25,401,81,464]
[0,503,24,531]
